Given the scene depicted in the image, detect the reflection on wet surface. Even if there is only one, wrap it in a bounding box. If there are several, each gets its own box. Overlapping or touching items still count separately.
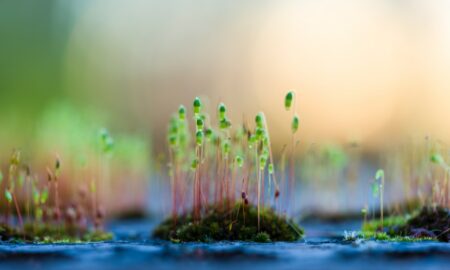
[0,220,448,270]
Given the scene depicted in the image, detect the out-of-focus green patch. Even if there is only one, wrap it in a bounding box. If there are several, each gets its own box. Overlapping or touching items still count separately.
[362,214,411,235]
[0,223,112,244]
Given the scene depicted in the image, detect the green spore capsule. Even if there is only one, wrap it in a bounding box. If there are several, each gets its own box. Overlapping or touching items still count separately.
[40,188,49,204]
[205,128,213,141]
[4,190,12,204]
[193,97,202,115]
[291,115,299,133]
[196,117,204,130]
[235,155,244,168]
[255,127,265,140]
[255,113,264,128]
[430,153,444,165]
[100,128,109,142]
[178,105,186,120]
[220,118,231,129]
[268,163,274,174]
[375,169,384,180]
[218,103,226,120]
[222,140,231,155]
[259,155,267,170]
[169,125,178,136]
[33,190,40,205]
[168,134,177,147]
[191,158,199,170]
[285,91,294,110]
[196,130,204,146]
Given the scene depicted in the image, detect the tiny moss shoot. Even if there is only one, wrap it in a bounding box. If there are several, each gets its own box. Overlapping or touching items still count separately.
[375,169,385,231]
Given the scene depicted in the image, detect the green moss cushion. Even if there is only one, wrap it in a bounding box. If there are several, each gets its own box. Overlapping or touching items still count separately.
[153,203,303,243]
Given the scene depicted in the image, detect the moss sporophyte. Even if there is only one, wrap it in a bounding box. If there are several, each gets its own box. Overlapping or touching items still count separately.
[284,90,299,213]
[0,144,113,243]
[155,92,303,242]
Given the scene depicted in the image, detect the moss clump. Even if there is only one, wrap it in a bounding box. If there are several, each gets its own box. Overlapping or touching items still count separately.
[254,232,271,243]
[362,206,449,242]
[0,223,112,243]
[153,203,303,243]
[362,215,410,236]
[396,206,449,242]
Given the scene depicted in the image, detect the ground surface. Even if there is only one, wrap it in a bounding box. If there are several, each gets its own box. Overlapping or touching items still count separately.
[0,219,449,270]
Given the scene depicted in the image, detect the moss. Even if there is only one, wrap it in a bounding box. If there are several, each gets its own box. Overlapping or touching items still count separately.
[153,203,303,243]
[0,223,113,243]
[362,215,410,236]
[254,232,271,243]
[396,206,449,242]
[362,206,449,242]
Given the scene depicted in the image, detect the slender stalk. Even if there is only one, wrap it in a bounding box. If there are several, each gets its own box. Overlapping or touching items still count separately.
[54,181,60,220]
[256,147,261,231]
[279,145,287,212]
[12,193,24,230]
[445,168,448,207]
[168,147,177,224]
[380,174,384,231]
[289,133,295,211]
[26,173,30,223]
[193,145,202,221]
[261,115,280,202]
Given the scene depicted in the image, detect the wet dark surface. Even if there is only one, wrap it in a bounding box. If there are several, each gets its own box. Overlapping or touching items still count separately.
[0,220,449,270]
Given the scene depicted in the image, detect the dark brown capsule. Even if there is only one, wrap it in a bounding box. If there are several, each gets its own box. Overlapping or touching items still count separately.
[24,165,31,176]
[96,206,105,219]
[55,157,61,170]
[275,189,280,198]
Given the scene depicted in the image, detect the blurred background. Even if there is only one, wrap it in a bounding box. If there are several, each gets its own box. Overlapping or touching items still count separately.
[1,0,449,217]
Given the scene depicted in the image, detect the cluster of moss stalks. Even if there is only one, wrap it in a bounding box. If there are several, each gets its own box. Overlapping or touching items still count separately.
[362,206,449,242]
[153,202,303,243]
[0,223,112,243]
[0,143,115,244]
